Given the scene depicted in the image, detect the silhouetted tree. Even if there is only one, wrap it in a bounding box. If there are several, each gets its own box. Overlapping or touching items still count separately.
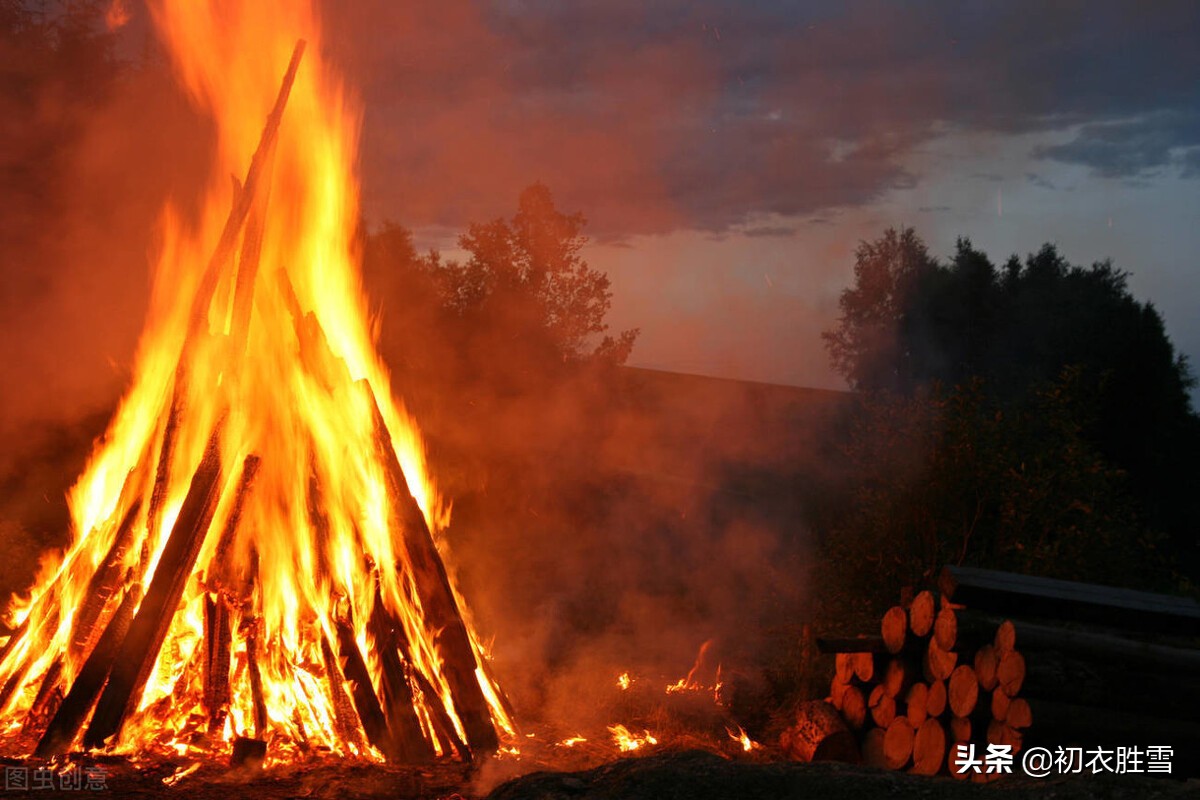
[439,183,638,365]
[823,227,1200,580]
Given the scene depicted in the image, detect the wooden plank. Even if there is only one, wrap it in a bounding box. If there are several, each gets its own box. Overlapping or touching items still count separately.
[203,594,232,732]
[363,381,498,758]
[69,499,142,660]
[35,586,141,757]
[938,565,1200,635]
[186,40,305,340]
[83,427,225,749]
[319,631,366,752]
[334,618,393,759]
[368,587,434,763]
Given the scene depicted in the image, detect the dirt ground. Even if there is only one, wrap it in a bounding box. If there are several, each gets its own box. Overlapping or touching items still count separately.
[3,749,1195,800]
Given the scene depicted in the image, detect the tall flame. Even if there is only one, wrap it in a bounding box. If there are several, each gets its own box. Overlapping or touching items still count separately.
[0,0,510,760]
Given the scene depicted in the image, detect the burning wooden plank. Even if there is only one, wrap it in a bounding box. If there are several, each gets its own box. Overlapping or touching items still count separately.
[83,426,226,749]
[35,586,141,757]
[364,382,500,758]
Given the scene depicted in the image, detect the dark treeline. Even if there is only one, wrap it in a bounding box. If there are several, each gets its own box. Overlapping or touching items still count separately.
[818,227,1200,611]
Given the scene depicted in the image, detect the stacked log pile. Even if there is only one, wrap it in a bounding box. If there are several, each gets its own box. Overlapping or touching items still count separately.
[809,566,1200,778]
[817,589,1028,780]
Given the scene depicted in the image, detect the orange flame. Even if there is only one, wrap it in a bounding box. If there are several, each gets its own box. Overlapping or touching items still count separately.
[0,0,509,760]
[608,724,657,753]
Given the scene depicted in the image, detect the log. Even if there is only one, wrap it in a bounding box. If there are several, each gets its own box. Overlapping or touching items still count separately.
[69,497,142,660]
[780,700,859,763]
[852,652,874,682]
[862,727,887,769]
[387,603,468,759]
[841,685,867,731]
[996,650,1025,697]
[986,719,1022,753]
[320,631,367,752]
[187,40,306,341]
[922,639,957,683]
[23,659,63,736]
[828,675,850,710]
[881,607,907,654]
[909,717,946,776]
[144,389,183,568]
[925,678,947,718]
[209,456,261,592]
[364,382,498,757]
[909,591,935,638]
[882,658,912,699]
[227,146,273,360]
[949,716,970,743]
[947,665,978,718]
[367,589,435,763]
[933,608,957,651]
[834,653,854,684]
[904,682,928,728]
[335,617,393,759]
[84,426,225,749]
[868,684,895,728]
[994,620,1016,657]
[990,687,1011,722]
[939,564,1200,635]
[883,716,914,770]
[973,644,998,691]
[245,622,268,739]
[35,586,141,757]
[203,594,232,732]
[1006,697,1032,729]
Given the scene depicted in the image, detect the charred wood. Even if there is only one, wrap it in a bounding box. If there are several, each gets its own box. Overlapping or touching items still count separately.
[84,426,225,749]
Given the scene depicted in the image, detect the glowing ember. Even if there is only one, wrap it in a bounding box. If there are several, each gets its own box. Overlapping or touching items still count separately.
[557,736,587,747]
[608,724,657,752]
[616,672,631,690]
[0,0,509,762]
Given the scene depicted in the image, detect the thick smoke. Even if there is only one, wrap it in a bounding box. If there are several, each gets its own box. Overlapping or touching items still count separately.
[0,1,846,745]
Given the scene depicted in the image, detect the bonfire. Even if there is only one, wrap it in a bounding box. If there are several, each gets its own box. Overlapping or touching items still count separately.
[0,0,511,765]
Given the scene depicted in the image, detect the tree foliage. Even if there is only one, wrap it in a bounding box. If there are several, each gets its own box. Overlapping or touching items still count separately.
[822,227,1200,585]
[435,183,638,365]
[823,375,1171,609]
[361,185,638,413]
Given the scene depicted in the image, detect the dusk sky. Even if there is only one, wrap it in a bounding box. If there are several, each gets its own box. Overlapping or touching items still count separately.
[322,1,1200,397]
[5,1,1200,444]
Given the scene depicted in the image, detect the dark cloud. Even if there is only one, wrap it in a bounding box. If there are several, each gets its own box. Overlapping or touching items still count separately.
[1181,148,1200,179]
[742,225,795,238]
[1033,111,1200,178]
[323,1,1200,236]
[1025,173,1056,190]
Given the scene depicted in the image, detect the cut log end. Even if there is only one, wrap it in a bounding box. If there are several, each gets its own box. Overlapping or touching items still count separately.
[933,607,957,651]
[909,591,936,638]
[909,717,946,776]
[996,649,1026,697]
[780,700,860,763]
[881,607,907,654]
[947,664,979,718]
[883,717,914,770]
